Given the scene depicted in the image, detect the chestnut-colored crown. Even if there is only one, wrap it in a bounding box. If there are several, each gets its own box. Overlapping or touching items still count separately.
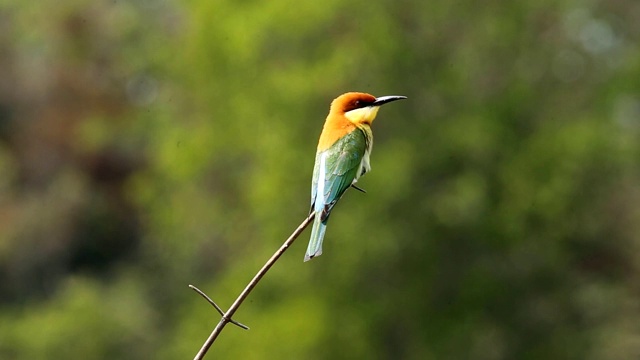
[330,92,377,114]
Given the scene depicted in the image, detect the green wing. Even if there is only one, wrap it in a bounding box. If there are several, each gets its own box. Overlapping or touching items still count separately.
[311,129,367,221]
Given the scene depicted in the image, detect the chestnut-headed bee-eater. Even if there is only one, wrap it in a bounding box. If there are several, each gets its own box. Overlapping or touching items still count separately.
[305,92,407,262]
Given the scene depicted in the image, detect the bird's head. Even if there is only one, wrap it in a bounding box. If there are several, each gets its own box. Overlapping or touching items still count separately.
[330,92,407,125]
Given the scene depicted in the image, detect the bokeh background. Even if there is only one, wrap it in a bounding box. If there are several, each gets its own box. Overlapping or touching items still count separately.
[1,0,640,359]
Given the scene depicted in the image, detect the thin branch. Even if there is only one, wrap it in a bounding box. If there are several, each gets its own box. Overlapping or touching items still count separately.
[189,285,249,330]
[188,285,225,316]
[192,212,316,360]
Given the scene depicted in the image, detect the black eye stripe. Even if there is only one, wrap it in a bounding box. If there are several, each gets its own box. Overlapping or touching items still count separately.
[352,99,371,109]
[344,98,373,112]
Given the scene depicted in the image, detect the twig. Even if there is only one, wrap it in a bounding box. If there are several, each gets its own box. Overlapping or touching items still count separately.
[188,285,249,330]
[191,212,316,360]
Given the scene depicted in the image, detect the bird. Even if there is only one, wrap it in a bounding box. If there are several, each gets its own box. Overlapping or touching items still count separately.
[305,92,407,262]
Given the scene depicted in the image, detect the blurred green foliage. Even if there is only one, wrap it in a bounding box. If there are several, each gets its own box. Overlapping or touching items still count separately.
[0,0,639,358]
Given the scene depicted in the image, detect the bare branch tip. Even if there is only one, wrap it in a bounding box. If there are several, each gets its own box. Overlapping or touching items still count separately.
[350,184,367,193]
[189,284,225,316]
[230,319,250,330]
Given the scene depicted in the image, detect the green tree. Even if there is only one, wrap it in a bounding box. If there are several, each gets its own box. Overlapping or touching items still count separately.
[0,0,639,359]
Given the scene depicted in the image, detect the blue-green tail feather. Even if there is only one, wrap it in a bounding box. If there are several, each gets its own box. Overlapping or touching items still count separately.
[305,214,327,262]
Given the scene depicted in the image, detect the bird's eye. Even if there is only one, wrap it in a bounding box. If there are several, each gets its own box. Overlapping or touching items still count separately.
[354,100,361,107]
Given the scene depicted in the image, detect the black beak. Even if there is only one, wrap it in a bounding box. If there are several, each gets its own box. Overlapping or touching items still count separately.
[372,95,407,106]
